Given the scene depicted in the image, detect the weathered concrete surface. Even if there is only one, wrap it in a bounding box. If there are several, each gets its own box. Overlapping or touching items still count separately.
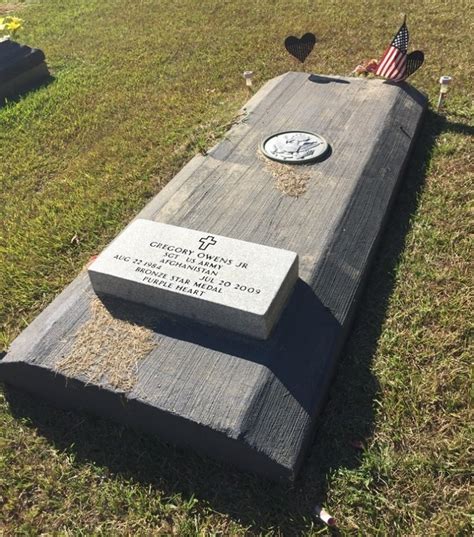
[0,73,426,480]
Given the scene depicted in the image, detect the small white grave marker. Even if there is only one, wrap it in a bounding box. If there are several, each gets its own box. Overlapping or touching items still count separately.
[88,220,298,339]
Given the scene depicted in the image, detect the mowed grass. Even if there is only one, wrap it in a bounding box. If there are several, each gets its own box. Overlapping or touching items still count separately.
[0,0,472,535]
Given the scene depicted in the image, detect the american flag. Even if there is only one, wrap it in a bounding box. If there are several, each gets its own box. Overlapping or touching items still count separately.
[375,20,409,82]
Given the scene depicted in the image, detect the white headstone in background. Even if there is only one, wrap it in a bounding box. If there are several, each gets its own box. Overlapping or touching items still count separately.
[88,219,298,339]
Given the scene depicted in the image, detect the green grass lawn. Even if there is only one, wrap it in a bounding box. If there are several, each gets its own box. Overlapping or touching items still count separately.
[0,0,472,534]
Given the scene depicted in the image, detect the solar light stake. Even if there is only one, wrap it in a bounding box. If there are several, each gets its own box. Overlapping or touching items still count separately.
[314,505,336,527]
[437,76,452,111]
[243,70,254,89]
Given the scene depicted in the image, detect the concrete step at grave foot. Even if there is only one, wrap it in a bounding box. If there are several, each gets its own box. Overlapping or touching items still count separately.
[0,72,427,480]
[0,361,298,480]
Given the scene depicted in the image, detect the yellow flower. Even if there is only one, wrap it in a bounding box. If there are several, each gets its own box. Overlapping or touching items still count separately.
[6,21,21,31]
[5,16,23,33]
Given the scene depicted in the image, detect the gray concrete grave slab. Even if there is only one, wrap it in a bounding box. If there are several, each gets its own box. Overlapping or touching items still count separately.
[88,220,298,339]
[0,72,427,480]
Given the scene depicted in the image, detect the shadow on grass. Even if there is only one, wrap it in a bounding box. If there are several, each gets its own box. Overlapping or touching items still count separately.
[0,71,55,108]
[2,109,456,535]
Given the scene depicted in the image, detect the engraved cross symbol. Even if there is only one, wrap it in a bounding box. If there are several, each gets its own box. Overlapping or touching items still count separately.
[198,235,217,251]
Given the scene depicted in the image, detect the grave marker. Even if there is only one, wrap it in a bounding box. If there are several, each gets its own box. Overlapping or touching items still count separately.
[88,220,298,339]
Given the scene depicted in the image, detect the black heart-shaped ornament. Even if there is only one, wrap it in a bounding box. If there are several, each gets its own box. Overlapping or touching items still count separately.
[406,50,424,78]
[284,33,316,63]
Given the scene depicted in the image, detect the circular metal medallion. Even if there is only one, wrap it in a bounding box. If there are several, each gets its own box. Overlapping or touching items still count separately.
[261,130,329,164]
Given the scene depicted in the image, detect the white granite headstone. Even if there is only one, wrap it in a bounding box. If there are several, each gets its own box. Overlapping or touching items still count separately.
[88,220,298,339]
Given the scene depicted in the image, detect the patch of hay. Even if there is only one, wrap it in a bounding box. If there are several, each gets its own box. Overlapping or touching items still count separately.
[0,3,23,15]
[259,151,310,197]
[55,298,156,392]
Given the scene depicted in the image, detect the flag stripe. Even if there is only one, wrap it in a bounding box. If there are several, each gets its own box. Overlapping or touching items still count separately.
[393,58,407,81]
[376,47,398,77]
[378,47,399,76]
[385,52,404,78]
[393,55,407,78]
[377,47,393,72]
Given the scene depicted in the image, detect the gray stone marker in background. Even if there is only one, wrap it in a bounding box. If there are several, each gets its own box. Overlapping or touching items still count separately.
[0,73,427,480]
[88,220,298,339]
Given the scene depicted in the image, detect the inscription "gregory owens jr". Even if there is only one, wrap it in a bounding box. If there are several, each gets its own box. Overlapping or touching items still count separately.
[88,219,298,339]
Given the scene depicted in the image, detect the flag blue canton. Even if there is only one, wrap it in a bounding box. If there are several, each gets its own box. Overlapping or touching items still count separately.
[391,22,409,53]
